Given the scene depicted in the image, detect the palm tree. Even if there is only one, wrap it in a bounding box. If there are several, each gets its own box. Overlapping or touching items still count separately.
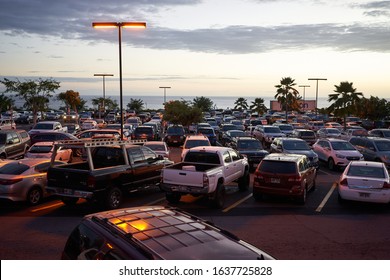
[234,97,248,111]
[127,98,144,113]
[275,77,299,122]
[328,81,363,130]
[250,97,267,115]
[0,94,14,112]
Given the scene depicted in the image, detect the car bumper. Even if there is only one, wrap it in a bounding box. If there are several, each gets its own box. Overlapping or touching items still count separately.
[46,187,94,199]
[160,183,209,194]
[338,185,390,203]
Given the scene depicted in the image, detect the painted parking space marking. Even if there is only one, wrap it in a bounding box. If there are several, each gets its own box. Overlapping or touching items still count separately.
[30,202,64,212]
[222,193,253,213]
[146,197,166,206]
[316,182,337,212]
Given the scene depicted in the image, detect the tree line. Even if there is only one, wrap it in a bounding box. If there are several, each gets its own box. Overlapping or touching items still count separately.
[1,77,389,127]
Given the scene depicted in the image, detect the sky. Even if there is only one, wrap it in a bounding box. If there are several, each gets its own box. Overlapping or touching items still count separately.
[1,0,390,102]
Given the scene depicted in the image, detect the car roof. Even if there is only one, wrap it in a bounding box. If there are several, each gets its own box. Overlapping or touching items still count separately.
[263,153,306,162]
[84,206,270,260]
[348,161,385,168]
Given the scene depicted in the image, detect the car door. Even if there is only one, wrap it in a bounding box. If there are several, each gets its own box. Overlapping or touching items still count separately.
[314,140,327,161]
[222,151,236,182]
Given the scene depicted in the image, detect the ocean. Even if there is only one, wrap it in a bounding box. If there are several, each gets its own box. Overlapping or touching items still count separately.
[11,94,331,111]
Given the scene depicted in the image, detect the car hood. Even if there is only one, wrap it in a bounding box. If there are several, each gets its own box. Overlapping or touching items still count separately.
[239,149,269,156]
[284,149,317,158]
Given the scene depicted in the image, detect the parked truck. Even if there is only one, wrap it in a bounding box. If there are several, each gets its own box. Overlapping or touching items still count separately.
[46,139,173,209]
[160,146,250,208]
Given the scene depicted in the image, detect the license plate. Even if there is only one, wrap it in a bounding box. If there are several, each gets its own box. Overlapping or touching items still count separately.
[63,188,74,195]
[172,185,189,192]
[359,192,370,198]
[271,178,280,184]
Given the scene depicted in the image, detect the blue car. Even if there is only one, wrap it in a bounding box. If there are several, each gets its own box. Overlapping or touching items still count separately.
[197,127,217,145]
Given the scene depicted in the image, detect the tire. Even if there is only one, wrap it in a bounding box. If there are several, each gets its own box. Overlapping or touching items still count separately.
[166,192,181,204]
[328,158,335,171]
[238,170,250,191]
[212,183,226,208]
[0,153,6,160]
[297,187,307,205]
[103,187,122,210]
[27,187,43,205]
[61,197,79,206]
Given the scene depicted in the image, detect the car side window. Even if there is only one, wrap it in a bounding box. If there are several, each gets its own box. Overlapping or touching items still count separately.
[141,146,156,161]
[229,150,240,161]
[223,151,232,163]
[128,148,145,164]
[365,141,375,151]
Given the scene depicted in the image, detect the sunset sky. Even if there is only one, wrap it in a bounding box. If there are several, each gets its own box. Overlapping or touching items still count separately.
[1,0,390,101]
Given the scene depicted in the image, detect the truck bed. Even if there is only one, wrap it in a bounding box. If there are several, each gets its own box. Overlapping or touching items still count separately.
[164,162,217,172]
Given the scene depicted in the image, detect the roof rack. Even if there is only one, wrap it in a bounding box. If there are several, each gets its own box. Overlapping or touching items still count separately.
[53,138,146,148]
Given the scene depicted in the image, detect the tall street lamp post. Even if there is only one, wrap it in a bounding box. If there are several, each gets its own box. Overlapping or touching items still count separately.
[94,73,114,119]
[92,21,146,139]
[298,85,310,112]
[159,86,171,106]
[308,78,327,118]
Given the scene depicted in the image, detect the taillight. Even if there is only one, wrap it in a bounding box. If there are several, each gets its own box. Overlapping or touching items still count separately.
[0,178,23,185]
[339,178,348,186]
[87,176,96,188]
[383,181,390,189]
[203,174,209,188]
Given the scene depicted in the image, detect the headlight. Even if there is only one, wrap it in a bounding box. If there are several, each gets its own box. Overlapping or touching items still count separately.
[336,153,346,159]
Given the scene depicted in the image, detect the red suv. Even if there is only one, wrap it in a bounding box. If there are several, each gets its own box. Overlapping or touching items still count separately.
[253,153,316,204]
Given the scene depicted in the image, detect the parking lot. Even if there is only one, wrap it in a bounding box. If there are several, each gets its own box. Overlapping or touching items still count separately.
[1,145,390,260]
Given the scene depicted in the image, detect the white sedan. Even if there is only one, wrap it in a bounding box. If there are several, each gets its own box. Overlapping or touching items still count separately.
[338,161,390,204]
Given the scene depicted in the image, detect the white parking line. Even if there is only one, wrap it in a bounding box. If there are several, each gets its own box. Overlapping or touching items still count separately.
[316,182,337,212]
[318,169,333,176]
[222,193,253,213]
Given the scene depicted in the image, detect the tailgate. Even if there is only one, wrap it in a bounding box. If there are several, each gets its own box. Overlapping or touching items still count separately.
[47,166,91,191]
[162,166,204,187]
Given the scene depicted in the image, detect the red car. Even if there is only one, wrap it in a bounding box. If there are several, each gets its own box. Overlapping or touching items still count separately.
[253,153,317,204]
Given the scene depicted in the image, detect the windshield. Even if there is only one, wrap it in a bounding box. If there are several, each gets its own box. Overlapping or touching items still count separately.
[145,144,165,151]
[230,131,245,137]
[327,128,340,134]
[167,126,184,134]
[198,128,214,135]
[279,125,293,131]
[376,141,390,151]
[284,141,310,150]
[0,163,30,175]
[264,127,282,133]
[33,123,53,129]
[185,140,210,149]
[238,140,262,150]
[347,165,385,178]
[331,141,356,150]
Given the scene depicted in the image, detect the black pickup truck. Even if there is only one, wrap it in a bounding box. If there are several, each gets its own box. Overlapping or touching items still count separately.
[46,139,173,209]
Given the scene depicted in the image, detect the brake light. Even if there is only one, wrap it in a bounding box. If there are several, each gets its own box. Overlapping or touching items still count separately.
[339,178,348,186]
[383,181,390,189]
[203,174,209,188]
[87,176,96,188]
[0,178,23,185]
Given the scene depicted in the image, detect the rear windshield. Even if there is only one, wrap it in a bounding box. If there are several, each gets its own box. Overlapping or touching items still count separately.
[347,165,385,178]
[184,152,220,164]
[264,127,281,133]
[135,127,152,133]
[259,160,297,174]
[29,145,52,153]
[167,126,184,134]
[33,123,53,129]
[375,141,390,151]
[300,131,315,137]
[184,140,210,149]
[0,163,30,175]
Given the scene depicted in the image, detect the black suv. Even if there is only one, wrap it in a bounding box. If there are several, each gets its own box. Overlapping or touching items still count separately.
[0,129,31,159]
[164,125,186,146]
[229,136,269,172]
[62,205,275,260]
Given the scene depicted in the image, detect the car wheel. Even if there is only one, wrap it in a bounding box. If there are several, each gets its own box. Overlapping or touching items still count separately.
[0,153,6,160]
[104,187,122,210]
[61,197,79,206]
[27,187,43,205]
[166,192,181,204]
[238,170,250,191]
[212,183,226,209]
[328,158,335,171]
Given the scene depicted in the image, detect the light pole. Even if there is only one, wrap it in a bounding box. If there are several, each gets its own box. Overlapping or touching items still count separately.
[159,86,171,106]
[298,85,310,112]
[308,78,327,118]
[94,73,113,119]
[93,21,146,139]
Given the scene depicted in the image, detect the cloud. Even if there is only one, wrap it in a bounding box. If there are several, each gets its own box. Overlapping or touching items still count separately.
[1,0,390,55]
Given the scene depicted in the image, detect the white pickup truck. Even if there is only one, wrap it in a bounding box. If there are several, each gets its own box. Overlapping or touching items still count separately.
[160,146,250,208]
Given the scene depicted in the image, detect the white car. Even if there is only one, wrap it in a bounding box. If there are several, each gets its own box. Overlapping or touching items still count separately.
[25,142,73,162]
[338,161,390,204]
[312,138,364,170]
[81,120,97,130]
[181,135,211,160]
